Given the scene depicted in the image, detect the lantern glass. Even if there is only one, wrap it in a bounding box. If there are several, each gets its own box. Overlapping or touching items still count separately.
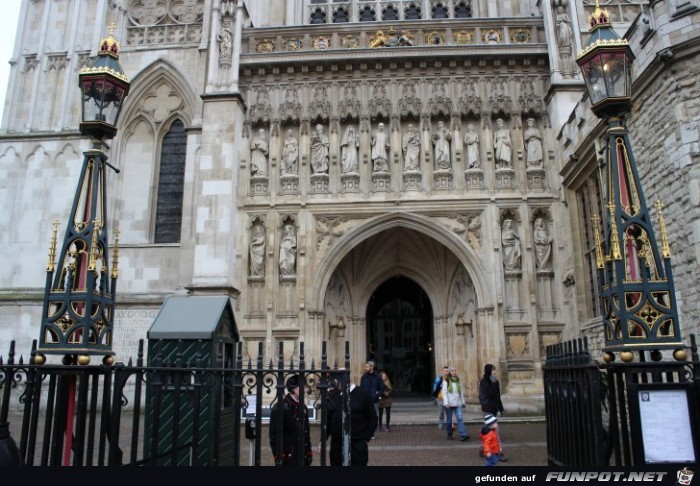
[580,49,632,106]
[80,77,127,128]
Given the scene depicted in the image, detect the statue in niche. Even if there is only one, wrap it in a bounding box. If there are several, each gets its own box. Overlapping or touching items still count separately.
[402,123,421,171]
[218,17,233,59]
[310,123,330,174]
[432,120,452,170]
[250,128,268,176]
[248,223,265,277]
[371,122,390,172]
[534,217,553,271]
[340,125,359,174]
[281,129,299,175]
[493,118,512,170]
[555,6,574,75]
[464,123,480,169]
[501,219,522,272]
[279,223,297,277]
[524,118,544,168]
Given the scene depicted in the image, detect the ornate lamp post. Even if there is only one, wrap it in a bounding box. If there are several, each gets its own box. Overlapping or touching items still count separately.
[576,2,684,362]
[35,26,130,366]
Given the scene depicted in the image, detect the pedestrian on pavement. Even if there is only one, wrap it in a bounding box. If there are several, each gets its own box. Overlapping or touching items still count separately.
[378,370,393,432]
[327,371,378,466]
[441,367,470,441]
[360,360,385,439]
[479,363,507,461]
[432,366,449,429]
[269,374,313,466]
[480,414,501,466]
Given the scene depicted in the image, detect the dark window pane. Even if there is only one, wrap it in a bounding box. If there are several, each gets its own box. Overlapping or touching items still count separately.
[333,7,349,22]
[310,8,327,24]
[432,4,449,19]
[154,119,186,244]
[360,6,376,21]
[405,5,421,20]
[455,2,472,18]
[383,6,399,21]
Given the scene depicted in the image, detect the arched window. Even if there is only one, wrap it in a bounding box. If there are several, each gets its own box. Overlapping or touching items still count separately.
[455,1,472,18]
[359,6,376,21]
[333,7,349,23]
[432,3,449,19]
[154,119,186,244]
[404,4,422,20]
[310,7,327,24]
[383,6,399,21]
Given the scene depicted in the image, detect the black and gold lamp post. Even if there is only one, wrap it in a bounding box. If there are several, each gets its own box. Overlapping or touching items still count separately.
[34,25,130,367]
[576,2,685,362]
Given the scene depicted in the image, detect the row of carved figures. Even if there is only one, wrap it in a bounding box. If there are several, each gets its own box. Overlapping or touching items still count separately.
[249,118,545,177]
[247,216,553,280]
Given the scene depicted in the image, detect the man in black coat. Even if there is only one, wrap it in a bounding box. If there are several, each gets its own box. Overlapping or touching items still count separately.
[269,374,313,466]
[359,360,384,434]
[478,364,508,461]
[327,373,378,466]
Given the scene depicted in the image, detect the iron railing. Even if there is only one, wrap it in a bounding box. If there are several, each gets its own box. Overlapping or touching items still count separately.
[0,339,350,466]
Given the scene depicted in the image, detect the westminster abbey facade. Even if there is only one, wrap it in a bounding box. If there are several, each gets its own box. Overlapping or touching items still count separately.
[1,0,698,411]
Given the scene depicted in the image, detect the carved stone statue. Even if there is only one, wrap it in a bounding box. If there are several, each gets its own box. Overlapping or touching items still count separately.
[467,215,482,251]
[218,18,233,60]
[371,122,390,172]
[250,128,268,176]
[310,124,329,174]
[534,217,553,271]
[432,120,452,170]
[464,123,480,169]
[501,219,521,272]
[279,223,297,277]
[555,6,574,75]
[402,123,421,171]
[340,125,359,174]
[249,223,265,277]
[493,118,512,169]
[524,118,544,168]
[282,129,299,175]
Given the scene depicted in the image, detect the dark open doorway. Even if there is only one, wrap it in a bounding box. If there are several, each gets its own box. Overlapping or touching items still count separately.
[366,277,434,396]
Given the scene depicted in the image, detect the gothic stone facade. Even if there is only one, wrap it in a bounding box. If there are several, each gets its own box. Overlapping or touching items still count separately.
[1,0,695,411]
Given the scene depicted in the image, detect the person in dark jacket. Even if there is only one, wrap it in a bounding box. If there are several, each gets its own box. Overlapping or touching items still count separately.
[269,374,313,466]
[359,360,384,438]
[327,372,378,466]
[478,364,507,461]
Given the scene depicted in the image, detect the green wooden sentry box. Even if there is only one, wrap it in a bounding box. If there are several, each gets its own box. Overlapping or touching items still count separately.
[145,295,239,466]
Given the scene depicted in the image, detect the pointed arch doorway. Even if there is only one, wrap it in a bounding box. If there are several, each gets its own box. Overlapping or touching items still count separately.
[366,276,434,397]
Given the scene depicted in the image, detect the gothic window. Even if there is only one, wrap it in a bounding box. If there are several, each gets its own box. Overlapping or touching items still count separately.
[333,7,350,22]
[404,4,422,19]
[360,5,376,21]
[432,3,449,18]
[310,7,328,23]
[383,5,399,20]
[455,1,472,17]
[154,119,186,244]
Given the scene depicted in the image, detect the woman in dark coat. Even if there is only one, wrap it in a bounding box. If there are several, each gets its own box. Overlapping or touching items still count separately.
[478,364,504,415]
[478,364,507,461]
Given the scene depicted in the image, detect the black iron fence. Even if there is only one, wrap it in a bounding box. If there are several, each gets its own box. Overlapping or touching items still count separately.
[544,334,700,466]
[0,339,350,466]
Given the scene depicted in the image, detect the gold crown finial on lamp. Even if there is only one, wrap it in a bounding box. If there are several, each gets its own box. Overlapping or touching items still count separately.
[589,0,610,29]
[99,23,120,58]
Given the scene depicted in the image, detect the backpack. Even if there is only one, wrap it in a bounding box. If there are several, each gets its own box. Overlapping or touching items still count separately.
[431,377,442,398]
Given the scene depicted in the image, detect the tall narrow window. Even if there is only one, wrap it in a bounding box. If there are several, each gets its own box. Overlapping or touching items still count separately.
[578,174,604,318]
[154,119,186,244]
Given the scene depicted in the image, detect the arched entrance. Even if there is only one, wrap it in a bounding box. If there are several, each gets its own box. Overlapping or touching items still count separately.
[366,277,434,396]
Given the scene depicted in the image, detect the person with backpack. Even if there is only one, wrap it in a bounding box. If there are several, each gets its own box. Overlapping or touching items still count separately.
[441,367,470,441]
[432,366,449,429]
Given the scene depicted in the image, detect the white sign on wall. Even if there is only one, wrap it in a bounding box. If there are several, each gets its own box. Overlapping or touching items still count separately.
[638,388,696,463]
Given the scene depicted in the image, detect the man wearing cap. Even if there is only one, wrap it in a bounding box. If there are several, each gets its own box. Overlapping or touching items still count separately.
[480,414,501,466]
[269,374,313,466]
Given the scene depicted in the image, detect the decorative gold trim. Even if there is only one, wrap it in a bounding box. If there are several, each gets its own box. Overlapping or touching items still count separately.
[655,200,672,258]
[284,37,303,52]
[592,215,605,269]
[577,38,629,59]
[79,66,130,83]
[510,29,530,44]
[482,29,502,44]
[608,201,622,260]
[255,38,275,53]
[453,30,474,45]
[111,226,120,279]
[47,219,59,272]
[424,31,445,46]
[340,34,359,49]
[313,36,331,50]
